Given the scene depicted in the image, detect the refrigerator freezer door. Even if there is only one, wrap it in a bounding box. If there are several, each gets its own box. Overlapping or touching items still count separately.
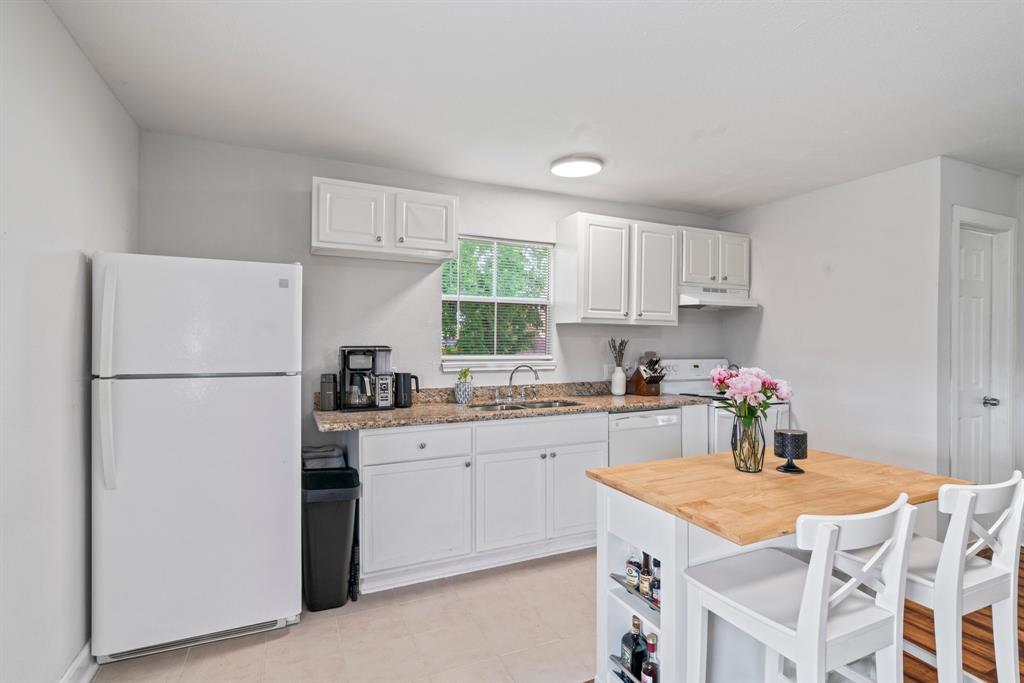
[91,375,301,657]
[92,252,301,377]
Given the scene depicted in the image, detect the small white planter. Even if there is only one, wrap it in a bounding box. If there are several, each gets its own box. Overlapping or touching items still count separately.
[454,381,473,404]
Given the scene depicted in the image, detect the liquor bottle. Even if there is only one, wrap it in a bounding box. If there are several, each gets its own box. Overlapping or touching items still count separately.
[620,615,647,680]
[625,548,642,588]
[639,553,653,599]
[651,559,661,607]
[641,633,659,683]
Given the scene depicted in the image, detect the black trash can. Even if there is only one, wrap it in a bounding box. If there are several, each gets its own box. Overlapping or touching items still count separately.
[301,467,360,611]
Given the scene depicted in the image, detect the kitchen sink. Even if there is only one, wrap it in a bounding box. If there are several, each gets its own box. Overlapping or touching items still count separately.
[470,403,526,412]
[517,400,581,408]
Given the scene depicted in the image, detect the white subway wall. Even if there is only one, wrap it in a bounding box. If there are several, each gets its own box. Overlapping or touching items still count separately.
[138,132,723,444]
[719,158,943,473]
[0,3,139,682]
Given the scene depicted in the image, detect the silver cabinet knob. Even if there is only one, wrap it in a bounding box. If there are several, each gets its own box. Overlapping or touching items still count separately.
[418,442,427,449]
[982,396,1001,407]
[464,460,471,468]
[398,236,405,243]
[375,235,382,242]
[710,275,717,281]
[722,275,728,281]
[550,452,557,458]
[637,312,643,317]
[540,453,547,459]
[623,311,628,317]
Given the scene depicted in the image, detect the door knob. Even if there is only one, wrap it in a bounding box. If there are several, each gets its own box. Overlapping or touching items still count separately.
[982,396,1001,407]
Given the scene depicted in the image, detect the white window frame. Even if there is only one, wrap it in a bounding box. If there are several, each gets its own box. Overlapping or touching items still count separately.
[441,235,555,373]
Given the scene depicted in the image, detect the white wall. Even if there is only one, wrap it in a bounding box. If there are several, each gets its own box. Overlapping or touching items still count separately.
[138,132,723,444]
[0,3,139,682]
[720,159,943,473]
[936,157,1023,477]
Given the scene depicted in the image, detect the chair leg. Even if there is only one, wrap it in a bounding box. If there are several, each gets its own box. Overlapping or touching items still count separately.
[875,643,903,683]
[933,601,964,683]
[992,595,1020,683]
[686,584,709,683]
[764,647,783,683]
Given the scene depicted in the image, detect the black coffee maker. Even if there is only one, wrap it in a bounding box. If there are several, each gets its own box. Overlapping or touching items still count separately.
[338,346,392,411]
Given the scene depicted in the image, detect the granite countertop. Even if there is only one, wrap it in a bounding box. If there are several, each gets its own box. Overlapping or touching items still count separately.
[313,393,709,432]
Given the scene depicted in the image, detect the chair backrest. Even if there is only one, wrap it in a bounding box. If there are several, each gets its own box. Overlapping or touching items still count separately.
[936,471,1024,588]
[794,494,918,643]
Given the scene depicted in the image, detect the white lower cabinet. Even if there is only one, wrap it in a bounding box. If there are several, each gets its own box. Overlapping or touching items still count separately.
[475,449,548,551]
[360,455,473,573]
[547,442,607,538]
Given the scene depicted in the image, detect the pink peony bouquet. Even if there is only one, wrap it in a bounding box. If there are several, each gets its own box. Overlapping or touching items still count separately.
[710,367,791,420]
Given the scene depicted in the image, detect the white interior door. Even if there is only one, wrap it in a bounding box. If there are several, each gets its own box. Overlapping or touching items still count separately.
[91,375,300,657]
[475,449,547,551]
[582,217,630,320]
[632,222,679,323]
[956,229,995,483]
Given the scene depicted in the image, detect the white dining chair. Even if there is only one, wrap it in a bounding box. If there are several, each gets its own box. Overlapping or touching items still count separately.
[684,494,917,683]
[839,470,1023,683]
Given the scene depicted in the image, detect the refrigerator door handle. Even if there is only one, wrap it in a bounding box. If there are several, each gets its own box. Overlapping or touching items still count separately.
[98,264,118,378]
[98,381,117,490]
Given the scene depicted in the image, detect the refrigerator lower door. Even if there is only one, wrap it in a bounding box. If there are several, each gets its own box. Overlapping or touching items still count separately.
[91,375,301,658]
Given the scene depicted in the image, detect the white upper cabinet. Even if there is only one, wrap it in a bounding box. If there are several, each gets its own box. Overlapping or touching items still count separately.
[680,226,750,289]
[394,189,456,253]
[555,212,677,326]
[581,216,631,320]
[311,177,458,263]
[681,228,719,284]
[632,222,679,323]
[315,180,386,248]
[719,233,750,287]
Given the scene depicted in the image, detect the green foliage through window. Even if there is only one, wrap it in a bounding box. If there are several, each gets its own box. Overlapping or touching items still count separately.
[442,238,551,357]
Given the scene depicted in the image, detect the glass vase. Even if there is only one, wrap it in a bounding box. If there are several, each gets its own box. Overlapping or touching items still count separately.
[731,415,766,473]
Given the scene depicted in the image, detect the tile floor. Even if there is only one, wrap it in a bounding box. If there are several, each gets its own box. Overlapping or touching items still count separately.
[94,549,597,683]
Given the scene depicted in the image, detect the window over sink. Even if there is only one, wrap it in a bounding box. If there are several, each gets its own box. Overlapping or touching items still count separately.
[441,237,554,371]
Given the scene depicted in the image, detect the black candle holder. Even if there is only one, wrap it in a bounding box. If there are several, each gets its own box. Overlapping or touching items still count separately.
[774,429,807,474]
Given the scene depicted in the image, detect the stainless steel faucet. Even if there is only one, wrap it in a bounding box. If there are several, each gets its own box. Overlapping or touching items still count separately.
[508,364,539,401]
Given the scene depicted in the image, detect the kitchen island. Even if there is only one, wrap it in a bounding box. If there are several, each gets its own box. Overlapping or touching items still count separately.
[586,450,965,683]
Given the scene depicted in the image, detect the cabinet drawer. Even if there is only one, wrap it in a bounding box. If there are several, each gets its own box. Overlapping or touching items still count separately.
[361,426,472,466]
[475,414,608,453]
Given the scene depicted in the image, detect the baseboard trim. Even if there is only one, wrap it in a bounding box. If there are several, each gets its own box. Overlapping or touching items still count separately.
[360,533,595,593]
[59,642,98,683]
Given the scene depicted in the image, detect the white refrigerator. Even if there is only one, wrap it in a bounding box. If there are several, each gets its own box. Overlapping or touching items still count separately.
[91,252,302,662]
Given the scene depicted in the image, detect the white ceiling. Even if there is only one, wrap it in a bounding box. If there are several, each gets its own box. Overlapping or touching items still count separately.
[50,1,1024,215]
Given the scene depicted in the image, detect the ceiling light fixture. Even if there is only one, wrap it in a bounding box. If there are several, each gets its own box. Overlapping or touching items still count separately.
[550,154,604,178]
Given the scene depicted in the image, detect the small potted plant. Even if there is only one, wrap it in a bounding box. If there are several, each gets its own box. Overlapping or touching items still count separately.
[710,367,792,473]
[454,367,473,404]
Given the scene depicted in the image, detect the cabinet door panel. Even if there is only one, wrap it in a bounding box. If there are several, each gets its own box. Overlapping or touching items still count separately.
[719,234,750,287]
[475,450,547,551]
[362,456,472,572]
[394,190,457,253]
[632,223,679,323]
[547,442,607,538]
[582,218,630,319]
[681,229,719,285]
[317,181,386,247]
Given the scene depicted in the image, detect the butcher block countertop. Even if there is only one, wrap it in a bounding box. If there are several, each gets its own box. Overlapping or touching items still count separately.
[314,394,709,432]
[586,449,967,545]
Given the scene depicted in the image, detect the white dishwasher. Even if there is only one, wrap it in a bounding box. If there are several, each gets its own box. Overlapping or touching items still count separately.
[608,408,683,466]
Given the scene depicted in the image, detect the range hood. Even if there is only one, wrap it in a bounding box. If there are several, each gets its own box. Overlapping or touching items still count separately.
[678,285,759,310]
